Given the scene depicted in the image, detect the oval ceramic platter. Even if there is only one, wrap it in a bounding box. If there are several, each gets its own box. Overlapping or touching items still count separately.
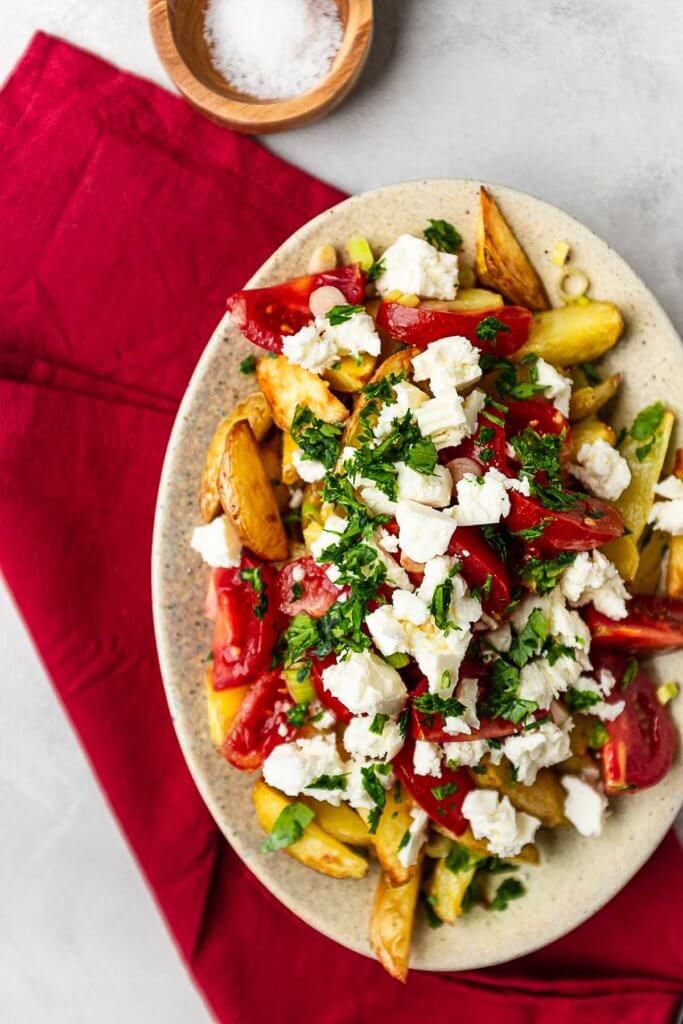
[152,179,683,971]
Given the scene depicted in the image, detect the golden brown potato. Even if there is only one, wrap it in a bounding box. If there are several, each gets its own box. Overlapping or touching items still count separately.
[426,858,477,924]
[434,824,539,865]
[374,784,418,886]
[370,865,422,983]
[324,353,377,393]
[515,301,624,365]
[253,781,368,880]
[256,355,348,431]
[199,391,273,522]
[570,415,616,458]
[476,187,549,310]
[474,759,568,828]
[633,529,669,594]
[301,798,373,847]
[419,288,504,312]
[569,373,621,422]
[205,666,249,747]
[217,420,289,561]
[280,430,300,486]
[259,434,289,514]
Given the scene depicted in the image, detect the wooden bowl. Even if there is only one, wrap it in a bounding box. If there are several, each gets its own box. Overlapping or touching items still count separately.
[148,0,374,133]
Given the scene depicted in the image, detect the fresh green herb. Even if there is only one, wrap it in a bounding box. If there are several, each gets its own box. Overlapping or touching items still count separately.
[280,613,320,666]
[369,713,389,736]
[513,520,551,541]
[398,709,409,738]
[397,829,411,852]
[482,525,509,563]
[444,843,472,874]
[347,409,437,498]
[588,720,610,749]
[204,649,214,663]
[489,877,525,911]
[478,856,517,875]
[386,652,411,669]
[429,564,460,632]
[239,354,257,374]
[579,361,602,386]
[621,658,638,690]
[260,803,315,853]
[479,447,495,462]
[240,566,267,619]
[630,401,665,464]
[566,689,601,713]
[510,427,562,484]
[306,774,347,791]
[423,894,444,928]
[287,702,309,726]
[615,426,628,448]
[367,258,386,283]
[291,405,344,470]
[509,608,548,668]
[482,408,505,427]
[461,875,483,913]
[470,574,493,602]
[481,354,545,402]
[290,581,304,600]
[431,781,458,801]
[524,715,551,731]
[470,764,486,774]
[326,303,366,326]
[361,765,388,833]
[424,218,462,253]
[476,316,512,343]
[484,657,538,724]
[544,640,576,665]
[638,522,655,553]
[479,426,496,443]
[522,551,576,595]
[413,692,466,719]
[361,371,407,402]
[393,779,402,803]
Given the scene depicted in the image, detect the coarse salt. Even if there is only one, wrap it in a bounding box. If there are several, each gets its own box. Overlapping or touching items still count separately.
[204,0,343,100]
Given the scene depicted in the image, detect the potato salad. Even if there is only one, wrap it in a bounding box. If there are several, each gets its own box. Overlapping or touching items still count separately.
[190,187,680,981]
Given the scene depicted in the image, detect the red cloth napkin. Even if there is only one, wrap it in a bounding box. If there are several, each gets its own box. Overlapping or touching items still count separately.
[1,33,682,1024]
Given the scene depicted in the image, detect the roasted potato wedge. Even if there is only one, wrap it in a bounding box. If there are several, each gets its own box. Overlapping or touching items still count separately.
[374,783,418,885]
[476,187,549,310]
[420,288,504,312]
[205,666,248,747]
[259,434,289,514]
[426,857,478,924]
[434,824,539,865]
[370,865,422,983]
[324,353,377,393]
[301,797,373,847]
[340,346,419,452]
[217,420,289,561]
[281,430,300,486]
[257,355,348,431]
[632,529,669,594]
[253,781,368,880]
[474,759,568,828]
[199,391,273,522]
[570,415,616,458]
[570,373,621,422]
[515,301,624,366]
[602,409,674,581]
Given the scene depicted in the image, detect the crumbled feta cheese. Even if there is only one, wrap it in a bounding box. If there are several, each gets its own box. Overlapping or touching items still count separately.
[569,439,632,501]
[288,487,304,509]
[365,604,408,657]
[345,758,394,810]
[442,739,488,767]
[413,740,442,776]
[512,587,592,655]
[598,668,617,696]
[309,514,348,563]
[485,623,512,652]
[560,550,630,620]
[392,589,430,625]
[375,234,458,300]
[395,499,457,563]
[291,564,306,583]
[455,469,511,526]
[416,555,458,603]
[370,538,413,590]
[462,790,541,858]
[535,358,572,417]
[321,650,407,716]
[191,515,242,568]
[292,447,326,483]
[373,381,428,439]
[397,807,430,868]
[343,715,405,761]
[414,388,468,449]
[648,475,683,535]
[281,323,338,373]
[378,528,400,553]
[411,336,482,395]
[321,309,381,358]
[561,775,608,837]
[406,619,473,693]
[309,700,336,730]
[518,654,584,710]
[502,722,572,785]
[358,482,398,516]
[396,461,452,508]
[569,675,625,721]
[456,675,481,729]
[654,474,683,500]
[463,389,487,434]
[262,735,346,805]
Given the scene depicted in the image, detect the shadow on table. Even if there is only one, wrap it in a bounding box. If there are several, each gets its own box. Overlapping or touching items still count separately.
[352,0,409,96]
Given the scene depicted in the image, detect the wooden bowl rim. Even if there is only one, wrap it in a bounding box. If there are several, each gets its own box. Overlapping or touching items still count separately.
[148,0,374,133]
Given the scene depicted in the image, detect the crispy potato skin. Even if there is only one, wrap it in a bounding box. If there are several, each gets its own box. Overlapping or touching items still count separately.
[199,392,273,522]
[256,355,348,431]
[300,797,373,847]
[374,785,418,886]
[205,666,249,747]
[570,373,621,422]
[259,434,289,513]
[370,865,422,983]
[426,859,477,924]
[476,187,549,311]
[218,420,289,561]
[516,301,624,365]
[253,781,368,879]
[281,430,301,485]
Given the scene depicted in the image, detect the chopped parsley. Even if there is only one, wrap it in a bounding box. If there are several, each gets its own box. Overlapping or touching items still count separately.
[306,774,347,791]
[565,689,601,713]
[291,405,344,469]
[287,702,309,727]
[290,581,304,600]
[508,608,548,668]
[260,803,315,853]
[347,409,437,498]
[484,657,537,724]
[482,524,509,562]
[238,354,256,374]
[361,764,388,833]
[489,877,525,911]
[413,692,466,720]
[629,401,665,462]
[522,551,576,595]
[481,354,546,402]
[369,713,389,735]
[326,303,366,325]
[423,894,444,928]
[579,361,602,386]
[431,781,458,801]
[397,829,411,852]
[429,564,461,631]
[424,218,462,253]
[476,316,512,344]
[444,843,473,874]
[621,658,638,690]
[240,566,267,619]
[544,639,576,665]
[513,520,551,541]
[588,720,610,749]
[367,258,386,283]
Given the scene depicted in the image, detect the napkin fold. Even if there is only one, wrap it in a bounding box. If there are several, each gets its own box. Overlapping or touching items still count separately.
[1,33,681,1024]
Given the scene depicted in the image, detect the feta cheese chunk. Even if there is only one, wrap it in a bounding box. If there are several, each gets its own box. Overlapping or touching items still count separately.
[648,474,683,535]
[413,740,442,777]
[501,722,572,785]
[455,469,511,526]
[407,619,473,693]
[485,623,512,653]
[292,447,326,483]
[191,515,242,568]
[392,589,430,625]
[373,381,428,439]
[442,739,488,767]
[396,499,457,563]
[414,388,468,449]
[345,757,394,810]
[309,514,348,564]
[397,807,430,868]
[396,461,452,508]
[322,309,381,358]
[321,650,407,717]
[378,528,400,554]
[370,538,413,590]
[416,555,459,603]
[535,358,572,417]
[518,654,583,710]
[262,735,346,805]
[463,389,487,434]
[411,336,482,395]
[365,604,408,657]
[512,587,592,656]
[462,790,541,858]
[569,439,632,501]
[560,550,629,620]
[343,715,405,761]
[375,234,458,300]
[281,323,338,373]
[358,483,398,516]
[569,675,625,721]
[561,775,608,837]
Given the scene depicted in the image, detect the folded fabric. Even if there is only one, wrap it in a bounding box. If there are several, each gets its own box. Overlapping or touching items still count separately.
[0,33,681,1024]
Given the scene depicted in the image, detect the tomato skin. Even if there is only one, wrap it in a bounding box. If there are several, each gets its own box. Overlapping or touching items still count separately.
[310,655,353,723]
[221,670,296,770]
[376,303,531,356]
[444,413,508,473]
[595,656,676,794]
[504,399,572,455]
[275,556,341,620]
[448,526,511,618]
[586,596,683,652]
[393,739,474,834]
[211,556,278,689]
[226,265,366,352]
[507,490,624,553]
[410,672,520,743]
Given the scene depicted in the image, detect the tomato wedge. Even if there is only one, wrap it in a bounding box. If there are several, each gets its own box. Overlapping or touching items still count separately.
[393,739,474,834]
[595,658,676,794]
[448,526,511,618]
[226,265,366,352]
[444,411,508,472]
[221,670,297,770]
[211,556,278,689]
[507,490,623,553]
[376,302,531,357]
[310,655,353,723]
[275,556,341,620]
[410,673,519,743]
[504,398,572,455]
[586,595,683,652]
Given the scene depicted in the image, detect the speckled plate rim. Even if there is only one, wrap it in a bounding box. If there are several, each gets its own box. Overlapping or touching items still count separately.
[152,178,683,972]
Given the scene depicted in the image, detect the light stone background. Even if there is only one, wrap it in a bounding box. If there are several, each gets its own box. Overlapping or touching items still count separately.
[1,1,682,1021]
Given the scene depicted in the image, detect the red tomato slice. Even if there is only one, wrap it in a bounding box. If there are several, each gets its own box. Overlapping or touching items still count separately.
[448,526,511,618]
[310,655,353,723]
[211,556,278,689]
[595,657,676,794]
[393,739,474,834]
[504,398,572,455]
[586,596,683,652]
[443,411,508,473]
[410,672,520,743]
[275,556,341,619]
[226,265,366,352]
[221,670,296,770]
[507,490,623,552]
[376,303,531,356]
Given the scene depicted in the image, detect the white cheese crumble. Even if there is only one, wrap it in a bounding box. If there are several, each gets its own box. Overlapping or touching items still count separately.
[288,487,304,509]
[534,358,572,417]
[414,387,469,449]
[455,469,511,526]
[370,537,414,590]
[411,336,482,395]
[463,388,487,434]
[397,807,430,868]
[648,474,683,535]
[395,499,457,563]
[518,654,584,710]
[569,439,632,501]
[392,589,430,625]
[365,605,409,657]
[281,310,380,373]
[378,527,400,554]
[190,514,242,568]
[262,734,346,805]
[485,623,512,652]
[345,758,394,810]
[413,740,442,777]
[501,722,572,785]
[561,775,608,837]
[292,447,326,483]
[281,323,338,373]
[462,790,541,859]
[442,738,488,767]
[309,514,348,563]
[373,381,428,439]
[343,715,405,762]
[375,234,459,300]
[569,675,625,721]
[560,550,630,620]
[321,650,407,717]
[396,461,453,508]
